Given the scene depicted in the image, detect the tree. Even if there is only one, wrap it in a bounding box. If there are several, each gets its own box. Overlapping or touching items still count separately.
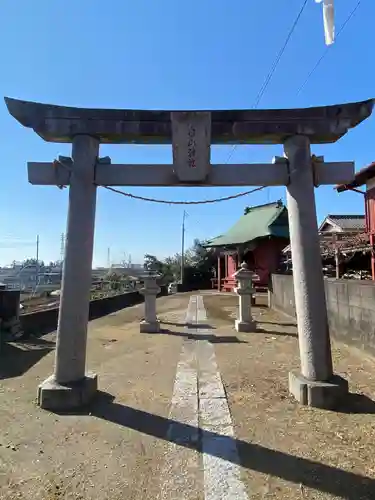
[188,239,216,271]
[182,239,216,289]
[144,254,163,273]
[48,260,61,268]
[25,258,45,267]
[143,239,216,289]
[164,253,182,281]
[144,254,177,284]
[104,270,128,291]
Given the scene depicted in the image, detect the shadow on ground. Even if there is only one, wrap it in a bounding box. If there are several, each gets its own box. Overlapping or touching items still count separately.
[336,392,375,414]
[257,320,296,327]
[160,321,216,330]
[0,337,55,380]
[203,295,266,324]
[255,326,298,338]
[67,391,375,500]
[156,328,247,344]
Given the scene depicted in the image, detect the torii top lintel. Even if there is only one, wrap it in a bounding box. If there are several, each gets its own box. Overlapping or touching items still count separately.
[4,96,374,145]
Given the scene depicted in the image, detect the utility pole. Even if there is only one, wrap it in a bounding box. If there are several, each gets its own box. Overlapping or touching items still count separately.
[107,247,111,268]
[60,233,65,263]
[181,210,186,285]
[36,234,40,278]
[36,234,39,264]
[59,233,65,283]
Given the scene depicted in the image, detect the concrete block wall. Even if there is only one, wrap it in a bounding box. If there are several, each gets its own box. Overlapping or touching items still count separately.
[325,279,375,354]
[270,274,375,355]
[269,273,296,318]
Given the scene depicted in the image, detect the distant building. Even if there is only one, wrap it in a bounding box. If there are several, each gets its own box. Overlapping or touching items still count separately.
[92,264,144,279]
[0,263,63,291]
[336,162,375,279]
[282,213,369,279]
[110,264,143,274]
[318,214,365,233]
[0,261,145,292]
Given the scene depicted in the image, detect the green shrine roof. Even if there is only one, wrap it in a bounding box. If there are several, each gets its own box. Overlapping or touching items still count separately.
[205,201,289,248]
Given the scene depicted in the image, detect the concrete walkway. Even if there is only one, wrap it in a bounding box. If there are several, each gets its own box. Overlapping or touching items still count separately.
[1,292,375,499]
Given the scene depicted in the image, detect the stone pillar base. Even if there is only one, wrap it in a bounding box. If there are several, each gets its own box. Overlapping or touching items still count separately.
[289,371,348,410]
[235,319,256,333]
[140,320,160,333]
[38,372,98,412]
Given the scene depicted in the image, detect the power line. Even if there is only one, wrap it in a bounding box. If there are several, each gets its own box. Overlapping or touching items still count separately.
[226,0,362,204]
[226,0,361,167]
[253,0,309,109]
[224,0,309,165]
[296,0,362,95]
[0,241,36,248]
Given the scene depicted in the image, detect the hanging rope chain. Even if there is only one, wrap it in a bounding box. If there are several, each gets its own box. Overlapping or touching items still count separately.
[53,160,265,205]
[103,184,265,205]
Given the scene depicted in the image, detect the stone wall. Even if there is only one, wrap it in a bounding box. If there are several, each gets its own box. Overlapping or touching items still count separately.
[270,274,375,354]
[21,287,168,337]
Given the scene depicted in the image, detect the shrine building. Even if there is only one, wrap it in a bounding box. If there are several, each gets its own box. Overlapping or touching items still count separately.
[204,200,289,292]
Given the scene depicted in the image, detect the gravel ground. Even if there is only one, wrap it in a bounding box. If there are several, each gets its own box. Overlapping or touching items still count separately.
[0,294,191,500]
[203,292,375,499]
[1,291,375,499]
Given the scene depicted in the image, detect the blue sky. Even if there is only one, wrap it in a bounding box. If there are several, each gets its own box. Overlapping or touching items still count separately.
[0,0,373,267]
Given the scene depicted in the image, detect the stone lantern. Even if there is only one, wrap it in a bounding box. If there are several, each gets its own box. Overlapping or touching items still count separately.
[139,272,161,333]
[233,262,255,332]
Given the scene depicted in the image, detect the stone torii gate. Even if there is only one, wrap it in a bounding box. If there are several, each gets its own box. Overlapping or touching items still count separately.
[5,96,373,411]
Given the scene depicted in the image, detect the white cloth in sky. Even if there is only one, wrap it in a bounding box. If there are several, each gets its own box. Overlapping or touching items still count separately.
[316,0,335,45]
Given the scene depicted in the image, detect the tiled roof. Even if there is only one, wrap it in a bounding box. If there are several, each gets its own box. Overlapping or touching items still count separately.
[326,214,365,231]
[205,201,289,247]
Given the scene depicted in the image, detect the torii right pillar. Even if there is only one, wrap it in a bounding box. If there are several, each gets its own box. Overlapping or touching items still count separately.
[284,135,348,409]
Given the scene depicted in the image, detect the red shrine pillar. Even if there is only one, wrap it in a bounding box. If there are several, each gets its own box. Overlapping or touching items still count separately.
[217,254,221,291]
[365,188,375,281]
[371,234,375,281]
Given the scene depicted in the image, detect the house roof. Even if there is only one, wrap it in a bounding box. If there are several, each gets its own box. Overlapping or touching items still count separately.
[204,201,289,248]
[336,162,375,192]
[319,214,365,232]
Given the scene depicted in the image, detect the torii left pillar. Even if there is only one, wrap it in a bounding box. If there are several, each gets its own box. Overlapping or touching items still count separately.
[38,135,99,411]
